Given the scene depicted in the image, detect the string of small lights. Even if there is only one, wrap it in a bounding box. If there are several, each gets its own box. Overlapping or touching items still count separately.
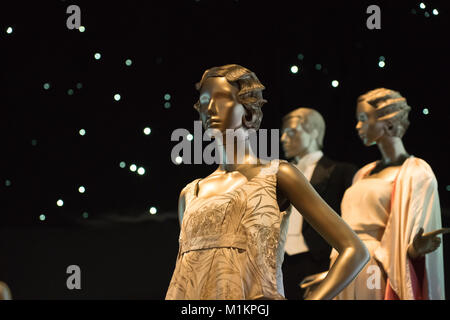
[2,1,449,226]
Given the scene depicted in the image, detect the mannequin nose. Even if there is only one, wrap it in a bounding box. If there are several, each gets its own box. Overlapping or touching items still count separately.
[280,132,287,142]
[207,99,217,115]
[355,121,362,130]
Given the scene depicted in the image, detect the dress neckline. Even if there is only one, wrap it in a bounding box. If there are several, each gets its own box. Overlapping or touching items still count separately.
[193,162,273,200]
[361,155,414,182]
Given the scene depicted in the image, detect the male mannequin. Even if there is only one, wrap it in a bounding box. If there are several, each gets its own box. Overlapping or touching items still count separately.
[281,107,358,300]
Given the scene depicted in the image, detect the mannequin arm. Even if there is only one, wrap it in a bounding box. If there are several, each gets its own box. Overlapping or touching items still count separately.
[277,162,369,300]
[178,188,187,227]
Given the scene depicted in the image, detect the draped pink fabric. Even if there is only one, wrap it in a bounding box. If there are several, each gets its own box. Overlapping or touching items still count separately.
[365,156,444,300]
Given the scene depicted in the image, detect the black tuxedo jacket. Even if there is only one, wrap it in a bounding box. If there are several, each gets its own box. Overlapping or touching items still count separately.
[300,156,358,261]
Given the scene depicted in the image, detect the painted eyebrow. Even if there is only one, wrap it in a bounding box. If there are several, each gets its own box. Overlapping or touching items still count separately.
[212,91,233,98]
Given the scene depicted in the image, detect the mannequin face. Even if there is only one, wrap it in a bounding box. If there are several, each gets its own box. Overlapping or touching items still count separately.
[198,77,247,133]
[355,101,386,146]
[281,116,316,159]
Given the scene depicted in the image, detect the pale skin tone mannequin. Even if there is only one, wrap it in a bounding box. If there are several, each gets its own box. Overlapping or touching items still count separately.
[356,100,450,258]
[178,76,369,300]
[280,114,320,162]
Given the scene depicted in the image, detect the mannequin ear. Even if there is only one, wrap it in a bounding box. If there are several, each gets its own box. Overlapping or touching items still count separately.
[242,108,257,129]
[384,120,395,136]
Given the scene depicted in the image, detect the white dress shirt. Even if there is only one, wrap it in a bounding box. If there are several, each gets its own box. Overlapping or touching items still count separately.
[284,150,324,255]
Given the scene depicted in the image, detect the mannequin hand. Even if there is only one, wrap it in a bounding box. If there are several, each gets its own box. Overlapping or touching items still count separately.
[407,228,450,260]
[300,271,329,289]
[300,271,328,299]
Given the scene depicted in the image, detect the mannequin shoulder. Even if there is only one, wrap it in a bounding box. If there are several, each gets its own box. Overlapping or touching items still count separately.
[403,157,437,184]
[276,161,308,186]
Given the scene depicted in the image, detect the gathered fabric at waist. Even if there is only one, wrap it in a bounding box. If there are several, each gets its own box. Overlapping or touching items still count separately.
[354,229,384,242]
[179,234,248,254]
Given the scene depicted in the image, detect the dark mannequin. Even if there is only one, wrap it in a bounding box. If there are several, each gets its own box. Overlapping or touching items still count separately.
[168,65,369,300]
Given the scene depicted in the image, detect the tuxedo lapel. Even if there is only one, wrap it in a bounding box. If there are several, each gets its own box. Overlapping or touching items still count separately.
[301,156,335,237]
[309,156,335,195]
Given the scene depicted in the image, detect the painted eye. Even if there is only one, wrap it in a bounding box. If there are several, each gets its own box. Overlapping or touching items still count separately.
[199,93,210,105]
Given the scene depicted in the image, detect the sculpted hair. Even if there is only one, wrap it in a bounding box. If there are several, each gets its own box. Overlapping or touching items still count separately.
[193,64,267,130]
[358,88,411,138]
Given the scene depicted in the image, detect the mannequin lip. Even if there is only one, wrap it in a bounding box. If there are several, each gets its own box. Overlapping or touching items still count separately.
[206,117,220,126]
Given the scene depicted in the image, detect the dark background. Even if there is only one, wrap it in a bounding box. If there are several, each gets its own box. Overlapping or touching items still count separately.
[1,0,449,299]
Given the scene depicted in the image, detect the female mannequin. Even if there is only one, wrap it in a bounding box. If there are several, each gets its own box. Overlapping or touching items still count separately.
[165,64,369,300]
[324,88,448,300]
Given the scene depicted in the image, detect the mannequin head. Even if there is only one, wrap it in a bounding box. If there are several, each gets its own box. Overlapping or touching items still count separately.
[281,108,325,159]
[356,88,411,146]
[194,64,267,132]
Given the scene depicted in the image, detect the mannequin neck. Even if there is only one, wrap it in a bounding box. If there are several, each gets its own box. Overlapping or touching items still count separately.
[293,143,321,164]
[376,135,409,165]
